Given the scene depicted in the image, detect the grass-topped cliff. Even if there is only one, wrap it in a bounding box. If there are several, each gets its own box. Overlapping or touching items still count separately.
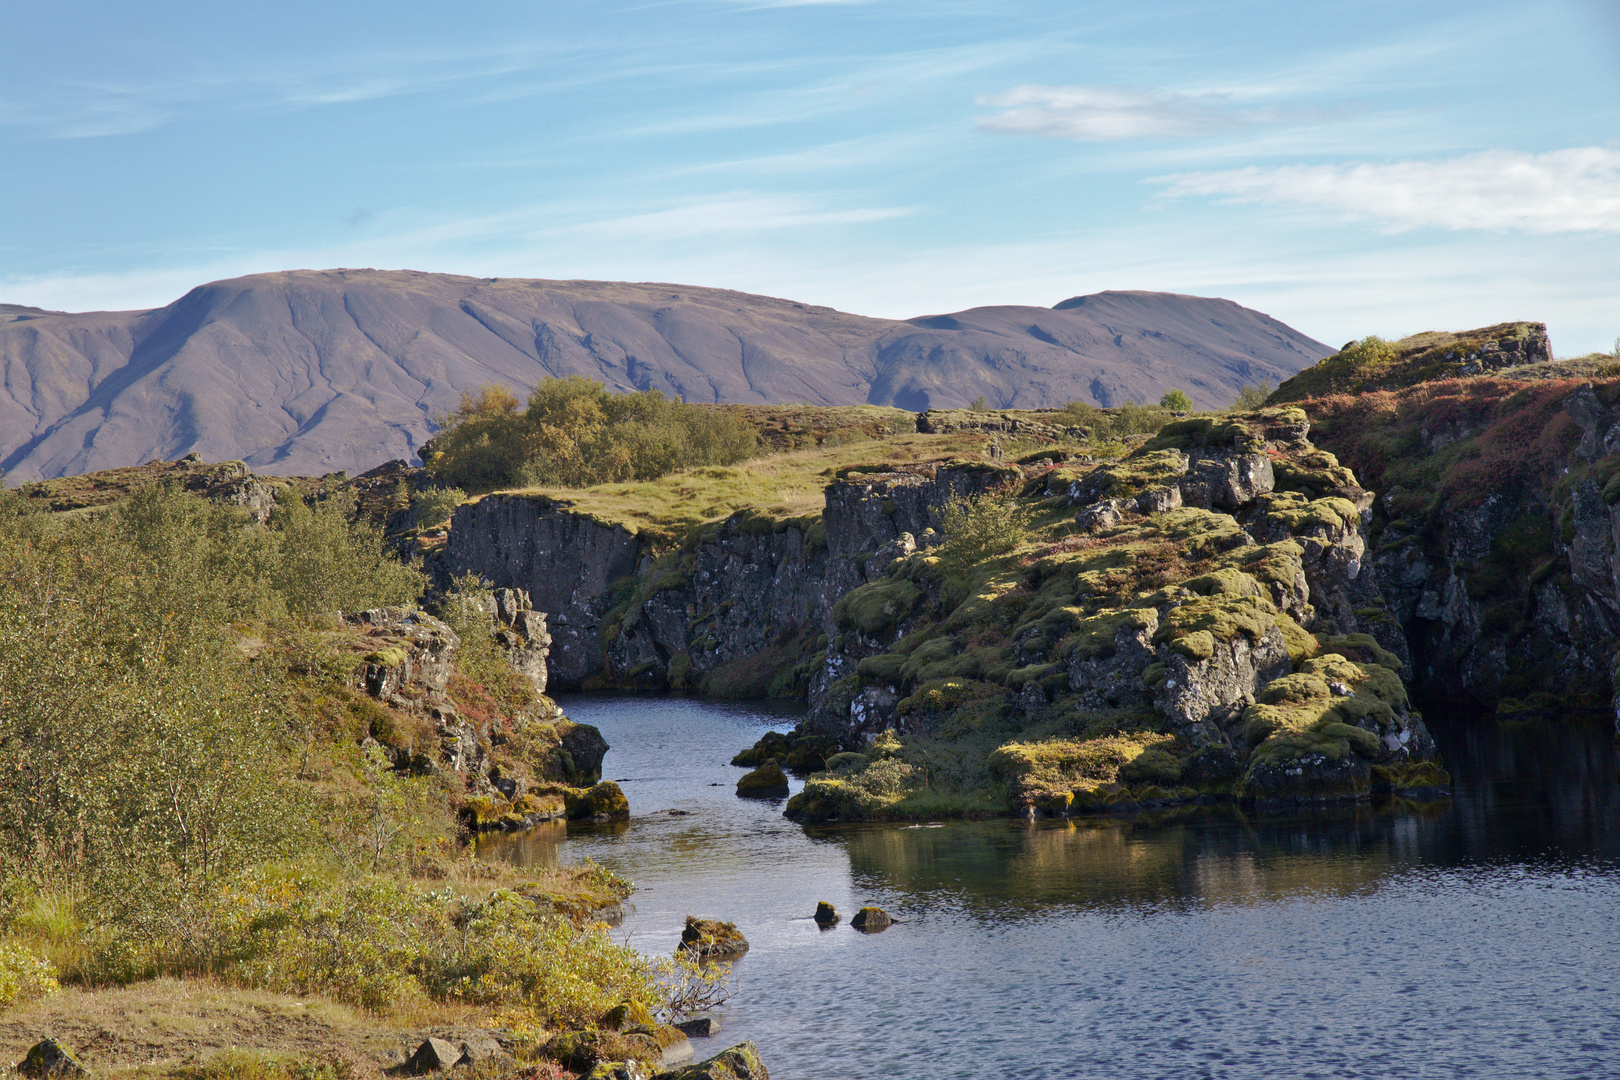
[1260,324,1620,717]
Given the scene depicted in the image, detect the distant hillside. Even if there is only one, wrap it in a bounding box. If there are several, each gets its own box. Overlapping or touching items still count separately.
[0,269,1329,481]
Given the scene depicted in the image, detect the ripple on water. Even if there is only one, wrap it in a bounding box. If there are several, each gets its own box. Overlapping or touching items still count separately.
[478,696,1620,1080]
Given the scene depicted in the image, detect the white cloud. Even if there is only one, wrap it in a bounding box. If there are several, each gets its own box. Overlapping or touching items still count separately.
[1152,147,1620,234]
[977,84,1259,141]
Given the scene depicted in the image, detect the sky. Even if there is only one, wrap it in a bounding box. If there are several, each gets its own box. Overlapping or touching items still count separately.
[1,0,1617,353]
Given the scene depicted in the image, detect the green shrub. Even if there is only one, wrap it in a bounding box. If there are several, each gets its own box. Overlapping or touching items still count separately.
[0,941,59,1007]
[423,377,757,493]
[411,487,468,528]
[1229,382,1273,411]
[1159,389,1193,411]
[938,491,1032,579]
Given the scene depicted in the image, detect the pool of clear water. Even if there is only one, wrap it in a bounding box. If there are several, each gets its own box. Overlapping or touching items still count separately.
[481,696,1620,1080]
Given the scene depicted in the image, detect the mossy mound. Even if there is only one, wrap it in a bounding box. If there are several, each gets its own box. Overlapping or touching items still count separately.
[736,760,790,799]
[1270,322,1549,403]
[565,780,630,821]
[677,917,749,961]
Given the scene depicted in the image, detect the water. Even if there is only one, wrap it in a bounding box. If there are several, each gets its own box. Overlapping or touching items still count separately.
[482,697,1620,1079]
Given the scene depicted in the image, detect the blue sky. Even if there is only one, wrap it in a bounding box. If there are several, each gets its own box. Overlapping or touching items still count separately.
[2,0,1617,352]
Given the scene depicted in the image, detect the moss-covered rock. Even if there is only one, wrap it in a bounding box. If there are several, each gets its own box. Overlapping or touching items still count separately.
[677,917,749,961]
[566,780,630,821]
[653,1040,770,1080]
[736,761,789,799]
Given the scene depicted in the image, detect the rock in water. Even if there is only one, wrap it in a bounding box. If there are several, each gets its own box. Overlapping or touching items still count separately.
[813,901,840,925]
[18,1040,84,1078]
[850,906,893,932]
[675,1015,722,1038]
[652,1040,768,1080]
[407,1037,467,1073]
[735,761,789,799]
[565,780,630,821]
[677,917,749,960]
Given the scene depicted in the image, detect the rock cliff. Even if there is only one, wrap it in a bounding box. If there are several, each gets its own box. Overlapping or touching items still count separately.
[444,406,1445,815]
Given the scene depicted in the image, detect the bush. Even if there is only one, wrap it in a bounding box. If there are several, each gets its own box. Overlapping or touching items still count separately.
[1229,382,1273,411]
[423,377,758,493]
[1159,389,1193,411]
[0,941,59,1007]
[937,491,1033,579]
[411,487,468,529]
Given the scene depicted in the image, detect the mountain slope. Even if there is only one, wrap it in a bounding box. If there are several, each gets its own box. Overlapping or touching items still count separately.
[0,269,1329,481]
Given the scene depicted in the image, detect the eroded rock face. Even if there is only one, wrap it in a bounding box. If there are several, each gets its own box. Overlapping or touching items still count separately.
[446,495,639,687]
[1366,382,1620,722]
[342,606,607,824]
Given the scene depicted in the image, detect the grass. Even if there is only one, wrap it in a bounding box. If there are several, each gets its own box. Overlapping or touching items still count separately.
[490,432,997,544]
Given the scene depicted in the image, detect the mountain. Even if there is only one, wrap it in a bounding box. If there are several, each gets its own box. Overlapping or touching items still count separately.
[0,269,1329,482]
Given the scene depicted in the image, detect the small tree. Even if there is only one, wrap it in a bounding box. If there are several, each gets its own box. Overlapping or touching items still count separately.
[1159,388,1193,411]
[937,490,1032,580]
[1230,382,1273,411]
[969,394,990,412]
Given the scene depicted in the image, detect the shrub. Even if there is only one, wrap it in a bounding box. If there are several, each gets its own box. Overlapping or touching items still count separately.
[1159,389,1193,411]
[411,487,468,529]
[1229,382,1273,411]
[423,377,757,493]
[938,491,1033,580]
[0,941,59,1007]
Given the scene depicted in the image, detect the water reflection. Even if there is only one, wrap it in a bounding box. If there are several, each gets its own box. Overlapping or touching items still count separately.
[480,697,1620,1080]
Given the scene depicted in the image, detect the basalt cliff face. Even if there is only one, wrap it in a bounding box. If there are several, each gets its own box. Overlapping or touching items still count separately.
[1305,368,1620,721]
[444,404,1445,815]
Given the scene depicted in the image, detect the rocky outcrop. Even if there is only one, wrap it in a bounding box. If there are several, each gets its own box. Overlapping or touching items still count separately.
[445,495,640,687]
[1340,381,1620,719]
[341,605,609,830]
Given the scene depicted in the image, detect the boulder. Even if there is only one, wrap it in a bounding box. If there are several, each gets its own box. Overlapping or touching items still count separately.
[850,906,892,932]
[407,1037,467,1073]
[566,780,630,821]
[653,1041,769,1080]
[735,761,789,799]
[18,1040,84,1078]
[586,1063,649,1080]
[677,917,749,961]
[812,901,839,925]
[675,1015,722,1038]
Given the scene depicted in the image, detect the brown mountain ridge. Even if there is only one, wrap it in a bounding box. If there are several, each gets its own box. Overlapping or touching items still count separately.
[0,268,1329,482]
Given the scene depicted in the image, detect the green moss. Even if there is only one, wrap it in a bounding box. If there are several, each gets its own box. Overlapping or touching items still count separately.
[1062,607,1158,661]
[736,760,790,798]
[1169,630,1215,661]
[856,652,908,683]
[359,646,408,668]
[833,578,923,635]
[1153,592,1276,651]
[1118,746,1183,785]
[565,781,630,821]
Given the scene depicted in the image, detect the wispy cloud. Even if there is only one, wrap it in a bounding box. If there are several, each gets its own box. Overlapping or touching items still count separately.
[0,43,562,139]
[566,194,910,242]
[977,84,1270,141]
[1152,147,1620,234]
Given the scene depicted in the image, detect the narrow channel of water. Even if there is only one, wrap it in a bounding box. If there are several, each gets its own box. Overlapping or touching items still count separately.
[481,697,1620,1080]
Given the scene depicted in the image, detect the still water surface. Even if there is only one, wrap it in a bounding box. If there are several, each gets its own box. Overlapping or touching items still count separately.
[483,697,1620,1079]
